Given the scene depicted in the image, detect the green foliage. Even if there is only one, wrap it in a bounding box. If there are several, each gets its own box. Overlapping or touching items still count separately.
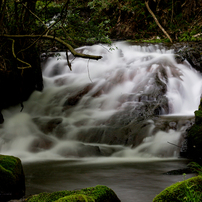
[188,162,202,176]
[182,163,202,201]
[153,163,202,202]
[1,0,202,47]
[182,174,202,202]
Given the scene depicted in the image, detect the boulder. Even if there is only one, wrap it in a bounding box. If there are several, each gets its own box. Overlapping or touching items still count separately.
[26,185,121,202]
[0,155,25,201]
[185,98,202,161]
[153,176,202,202]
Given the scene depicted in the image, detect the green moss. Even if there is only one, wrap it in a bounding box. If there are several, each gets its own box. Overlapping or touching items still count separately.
[198,98,202,111]
[0,154,25,200]
[56,194,95,202]
[153,176,202,202]
[0,155,23,189]
[26,185,120,202]
[194,110,202,125]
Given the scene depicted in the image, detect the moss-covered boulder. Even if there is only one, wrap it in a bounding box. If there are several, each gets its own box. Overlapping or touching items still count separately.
[26,185,121,202]
[0,155,25,201]
[153,176,202,202]
[186,98,202,161]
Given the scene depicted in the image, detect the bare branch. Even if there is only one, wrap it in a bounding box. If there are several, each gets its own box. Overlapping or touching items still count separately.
[145,1,173,43]
[66,50,72,70]
[2,34,102,60]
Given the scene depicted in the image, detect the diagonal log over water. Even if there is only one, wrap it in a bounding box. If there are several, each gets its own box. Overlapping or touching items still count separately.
[0,42,201,161]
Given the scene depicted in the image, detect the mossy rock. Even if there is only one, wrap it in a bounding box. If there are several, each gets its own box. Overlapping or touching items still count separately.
[186,98,202,160]
[26,185,121,202]
[153,176,202,202]
[0,154,25,201]
[194,110,202,125]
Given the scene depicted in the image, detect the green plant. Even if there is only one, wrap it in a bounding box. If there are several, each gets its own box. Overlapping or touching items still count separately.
[181,163,202,202]
[188,162,202,176]
[181,173,202,202]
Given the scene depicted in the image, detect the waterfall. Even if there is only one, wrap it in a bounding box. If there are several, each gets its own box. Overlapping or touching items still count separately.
[0,42,202,162]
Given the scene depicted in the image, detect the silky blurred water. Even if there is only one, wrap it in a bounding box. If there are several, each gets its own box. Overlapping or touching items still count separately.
[0,42,201,201]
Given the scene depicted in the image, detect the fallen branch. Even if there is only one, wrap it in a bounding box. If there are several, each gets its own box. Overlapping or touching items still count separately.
[1,34,102,60]
[145,1,173,43]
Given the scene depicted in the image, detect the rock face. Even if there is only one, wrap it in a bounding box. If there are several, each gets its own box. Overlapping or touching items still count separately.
[26,185,121,202]
[173,42,202,73]
[153,176,202,202]
[0,46,43,124]
[0,155,25,201]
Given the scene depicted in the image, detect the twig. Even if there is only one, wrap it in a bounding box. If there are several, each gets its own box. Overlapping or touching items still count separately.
[66,50,72,71]
[167,141,181,148]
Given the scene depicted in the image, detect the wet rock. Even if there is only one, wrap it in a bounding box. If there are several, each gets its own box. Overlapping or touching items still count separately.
[77,144,102,157]
[164,168,193,175]
[0,111,4,124]
[58,143,102,158]
[33,117,63,134]
[63,84,93,108]
[29,136,55,153]
[173,42,202,73]
[76,119,155,147]
[0,155,25,202]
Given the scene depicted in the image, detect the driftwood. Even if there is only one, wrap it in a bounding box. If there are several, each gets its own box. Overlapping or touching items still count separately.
[145,1,173,43]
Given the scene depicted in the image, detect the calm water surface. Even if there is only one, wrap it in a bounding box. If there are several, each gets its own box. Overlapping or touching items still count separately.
[23,159,193,202]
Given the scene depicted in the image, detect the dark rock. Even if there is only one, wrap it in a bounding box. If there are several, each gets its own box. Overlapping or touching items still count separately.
[0,41,43,122]
[29,136,55,153]
[173,42,202,73]
[0,111,4,124]
[164,168,193,175]
[33,117,63,134]
[0,155,25,201]
[63,84,93,108]
[185,98,202,162]
[58,143,102,158]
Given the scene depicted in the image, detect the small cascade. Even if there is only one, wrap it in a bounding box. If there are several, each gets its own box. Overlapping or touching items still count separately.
[0,42,202,162]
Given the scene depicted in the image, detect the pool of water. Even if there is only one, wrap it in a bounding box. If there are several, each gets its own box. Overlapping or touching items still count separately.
[23,158,194,202]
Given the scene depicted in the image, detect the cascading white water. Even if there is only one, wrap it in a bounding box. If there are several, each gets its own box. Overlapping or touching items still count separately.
[0,42,202,162]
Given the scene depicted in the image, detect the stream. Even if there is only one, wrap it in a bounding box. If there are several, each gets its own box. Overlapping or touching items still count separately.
[0,42,201,201]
